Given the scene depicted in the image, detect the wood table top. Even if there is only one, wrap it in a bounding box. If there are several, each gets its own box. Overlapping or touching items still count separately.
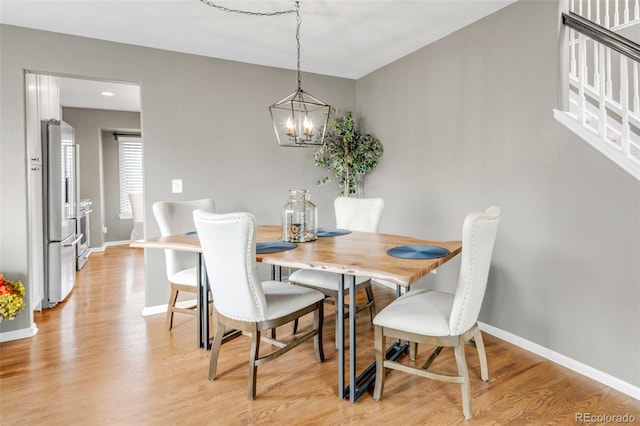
[131,225,462,287]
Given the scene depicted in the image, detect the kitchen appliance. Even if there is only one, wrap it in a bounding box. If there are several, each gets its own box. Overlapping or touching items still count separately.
[77,199,92,270]
[41,119,80,307]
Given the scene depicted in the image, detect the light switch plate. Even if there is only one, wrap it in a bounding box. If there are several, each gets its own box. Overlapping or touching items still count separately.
[172,179,183,193]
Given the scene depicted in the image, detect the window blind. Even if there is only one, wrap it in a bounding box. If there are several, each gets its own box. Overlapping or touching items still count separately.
[118,135,143,218]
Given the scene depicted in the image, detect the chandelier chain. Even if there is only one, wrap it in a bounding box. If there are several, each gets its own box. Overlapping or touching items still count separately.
[199,0,303,87]
[198,0,295,17]
[201,0,329,147]
[296,1,302,91]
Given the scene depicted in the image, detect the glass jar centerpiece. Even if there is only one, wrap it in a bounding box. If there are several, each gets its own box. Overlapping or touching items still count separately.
[282,190,317,242]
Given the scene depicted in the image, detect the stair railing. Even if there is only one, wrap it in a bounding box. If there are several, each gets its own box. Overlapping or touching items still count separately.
[555,10,640,180]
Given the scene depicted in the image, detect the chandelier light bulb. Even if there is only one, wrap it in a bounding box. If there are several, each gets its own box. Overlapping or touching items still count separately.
[286,116,295,136]
[303,116,313,136]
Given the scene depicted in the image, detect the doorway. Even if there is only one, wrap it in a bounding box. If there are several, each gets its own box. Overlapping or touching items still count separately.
[26,72,142,256]
[57,76,142,250]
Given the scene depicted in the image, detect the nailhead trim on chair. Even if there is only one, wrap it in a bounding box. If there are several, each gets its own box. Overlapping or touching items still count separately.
[451,212,499,335]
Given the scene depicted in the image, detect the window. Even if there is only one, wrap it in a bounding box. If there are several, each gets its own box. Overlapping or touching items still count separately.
[117,135,143,218]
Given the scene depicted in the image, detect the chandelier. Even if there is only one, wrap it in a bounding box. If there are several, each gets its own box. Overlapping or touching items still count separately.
[269,2,331,147]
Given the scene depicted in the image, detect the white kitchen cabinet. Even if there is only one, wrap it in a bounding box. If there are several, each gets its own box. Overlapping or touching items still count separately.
[37,74,61,121]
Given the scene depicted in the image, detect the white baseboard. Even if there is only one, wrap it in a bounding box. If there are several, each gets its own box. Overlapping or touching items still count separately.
[141,299,197,317]
[90,240,131,253]
[478,321,640,400]
[0,323,39,342]
[106,240,132,247]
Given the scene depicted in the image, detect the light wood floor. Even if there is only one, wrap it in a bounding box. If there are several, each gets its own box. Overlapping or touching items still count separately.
[1,245,638,425]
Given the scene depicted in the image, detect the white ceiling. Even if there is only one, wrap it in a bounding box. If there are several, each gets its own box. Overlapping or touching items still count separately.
[58,77,141,112]
[1,0,516,111]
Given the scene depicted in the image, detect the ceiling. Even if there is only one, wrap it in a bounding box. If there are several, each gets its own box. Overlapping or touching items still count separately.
[58,77,141,112]
[1,0,516,111]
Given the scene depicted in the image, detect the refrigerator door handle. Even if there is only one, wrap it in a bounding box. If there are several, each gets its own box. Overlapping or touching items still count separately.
[65,176,70,204]
[63,235,83,248]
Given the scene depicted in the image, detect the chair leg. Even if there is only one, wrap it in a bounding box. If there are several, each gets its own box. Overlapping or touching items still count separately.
[454,343,472,420]
[248,327,261,400]
[409,342,418,361]
[291,319,299,334]
[365,285,376,321]
[165,286,179,331]
[209,319,226,380]
[474,330,489,381]
[313,302,325,362]
[373,326,385,400]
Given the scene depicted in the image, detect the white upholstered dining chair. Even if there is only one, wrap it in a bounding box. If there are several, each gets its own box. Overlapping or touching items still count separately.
[372,206,500,419]
[288,196,384,341]
[152,198,215,330]
[193,210,325,400]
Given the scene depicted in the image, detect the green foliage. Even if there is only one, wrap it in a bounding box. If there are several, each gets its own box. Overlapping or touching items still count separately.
[313,111,383,195]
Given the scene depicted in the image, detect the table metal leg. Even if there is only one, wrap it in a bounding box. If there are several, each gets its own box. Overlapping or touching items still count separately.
[197,253,210,349]
[348,274,357,402]
[270,265,281,281]
[271,265,282,338]
[337,274,345,398]
[339,276,410,402]
[336,274,374,402]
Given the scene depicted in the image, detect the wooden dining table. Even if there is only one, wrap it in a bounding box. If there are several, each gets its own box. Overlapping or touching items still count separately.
[131,225,462,403]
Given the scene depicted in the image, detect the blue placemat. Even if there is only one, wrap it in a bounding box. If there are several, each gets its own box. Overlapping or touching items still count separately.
[256,241,297,254]
[317,228,352,237]
[185,231,197,236]
[387,245,450,259]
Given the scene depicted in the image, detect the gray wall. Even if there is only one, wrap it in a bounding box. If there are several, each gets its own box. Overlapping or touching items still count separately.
[618,23,640,43]
[356,0,640,387]
[0,24,355,331]
[62,107,141,247]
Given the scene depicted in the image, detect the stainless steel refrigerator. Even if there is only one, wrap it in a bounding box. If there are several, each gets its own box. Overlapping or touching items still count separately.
[41,120,79,308]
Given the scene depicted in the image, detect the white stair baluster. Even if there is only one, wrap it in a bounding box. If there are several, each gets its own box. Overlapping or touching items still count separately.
[570,29,577,78]
[607,49,613,98]
[625,0,630,24]
[633,62,639,115]
[594,39,600,90]
[599,44,607,138]
[579,34,588,125]
[620,56,631,154]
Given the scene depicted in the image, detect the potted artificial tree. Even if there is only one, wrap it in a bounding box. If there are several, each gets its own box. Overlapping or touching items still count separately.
[313,111,383,196]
